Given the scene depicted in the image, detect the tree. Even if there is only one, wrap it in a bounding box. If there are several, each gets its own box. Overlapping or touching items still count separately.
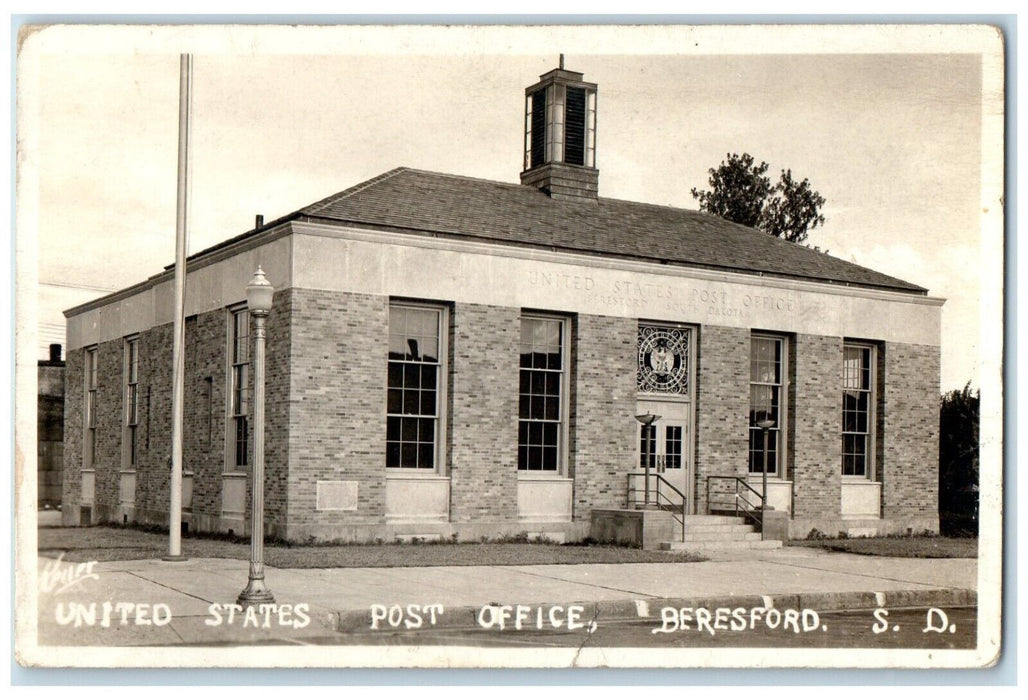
[938,383,979,537]
[691,153,826,244]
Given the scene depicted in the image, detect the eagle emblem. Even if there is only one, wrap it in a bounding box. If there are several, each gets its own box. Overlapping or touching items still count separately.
[648,340,675,375]
[637,327,690,394]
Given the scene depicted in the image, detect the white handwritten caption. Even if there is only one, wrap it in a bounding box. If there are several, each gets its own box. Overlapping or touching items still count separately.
[872,607,959,635]
[367,603,960,636]
[54,602,312,628]
[653,606,824,635]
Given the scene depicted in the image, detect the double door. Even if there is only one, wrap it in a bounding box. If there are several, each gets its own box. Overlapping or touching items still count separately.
[634,399,693,512]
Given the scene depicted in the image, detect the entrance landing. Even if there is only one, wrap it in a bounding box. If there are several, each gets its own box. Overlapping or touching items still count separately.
[590,509,783,551]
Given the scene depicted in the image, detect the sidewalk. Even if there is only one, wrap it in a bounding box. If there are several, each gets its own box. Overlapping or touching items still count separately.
[33,546,977,646]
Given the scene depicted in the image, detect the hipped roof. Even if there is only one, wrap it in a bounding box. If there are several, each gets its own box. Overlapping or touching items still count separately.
[192,167,927,294]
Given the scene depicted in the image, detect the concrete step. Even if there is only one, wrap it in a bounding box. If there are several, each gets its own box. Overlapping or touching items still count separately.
[683,523,757,534]
[660,539,783,551]
[682,531,762,543]
[681,515,748,524]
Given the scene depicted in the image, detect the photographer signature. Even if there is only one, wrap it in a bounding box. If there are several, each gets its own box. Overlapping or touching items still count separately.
[40,553,99,594]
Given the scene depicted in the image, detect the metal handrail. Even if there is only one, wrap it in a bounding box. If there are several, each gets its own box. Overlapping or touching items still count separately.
[705,474,764,529]
[626,473,687,542]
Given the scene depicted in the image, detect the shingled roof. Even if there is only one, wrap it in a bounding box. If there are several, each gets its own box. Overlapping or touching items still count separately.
[200,167,927,294]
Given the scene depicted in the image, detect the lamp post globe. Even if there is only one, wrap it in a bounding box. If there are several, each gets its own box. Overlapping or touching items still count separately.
[238,266,275,607]
[246,266,275,315]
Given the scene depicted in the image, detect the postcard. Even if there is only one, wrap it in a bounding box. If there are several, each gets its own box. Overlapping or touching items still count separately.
[14,22,1004,670]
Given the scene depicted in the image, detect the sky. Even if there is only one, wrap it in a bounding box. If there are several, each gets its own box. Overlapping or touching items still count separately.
[19,24,1001,391]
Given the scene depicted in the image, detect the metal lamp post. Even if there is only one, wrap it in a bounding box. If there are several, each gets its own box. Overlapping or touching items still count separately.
[756,418,775,517]
[635,414,660,507]
[237,267,275,608]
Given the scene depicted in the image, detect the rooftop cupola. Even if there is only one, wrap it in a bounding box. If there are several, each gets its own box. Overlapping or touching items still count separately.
[520,56,598,202]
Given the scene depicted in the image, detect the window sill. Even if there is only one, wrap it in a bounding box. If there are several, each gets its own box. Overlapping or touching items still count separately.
[385,471,450,480]
[842,479,881,485]
[222,470,248,477]
[517,473,572,481]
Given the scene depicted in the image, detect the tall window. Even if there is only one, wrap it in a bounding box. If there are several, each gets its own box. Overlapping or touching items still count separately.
[519,316,568,472]
[85,347,98,467]
[230,308,250,469]
[125,338,139,468]
[387,304,444,470]
[749,335,786,475]
[842,344,875,478]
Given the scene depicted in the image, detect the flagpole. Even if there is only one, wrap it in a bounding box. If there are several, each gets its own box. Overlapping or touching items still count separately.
[165,53,192,561]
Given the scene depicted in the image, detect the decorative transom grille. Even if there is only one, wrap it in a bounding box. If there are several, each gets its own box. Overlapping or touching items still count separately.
[637,326,690,394]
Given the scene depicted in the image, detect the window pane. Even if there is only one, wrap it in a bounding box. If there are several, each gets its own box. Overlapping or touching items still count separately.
[387,363,402,388]
[420,390,436,416]
[398,418,415,441]
[388,307,405,336]
[545,372,560,395]
[418,444,434,470]
[387,388,402,414]
[419,418,434,442]
[401,443,417,469]
[388,334,408,359]
[403,387,420,414]
[421,364,437,389]
[665,426,682,469]
[128,385,138,424]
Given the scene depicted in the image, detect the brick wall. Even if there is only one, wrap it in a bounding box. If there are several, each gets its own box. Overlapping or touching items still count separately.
[694,325,750,513]
[133,323,173,524]
[880,342,940,524]
[284,289,387,535]
[182,311,227,524]
[569,314,636,517]
[791,334,843,519]
[60,288,940,541]
[61,350,84,524]
[260,288,292,532]
[449,303,520,522]
[90,339,124,522]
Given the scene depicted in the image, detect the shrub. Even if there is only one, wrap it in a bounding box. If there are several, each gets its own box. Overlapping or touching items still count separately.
[939,383,979,537]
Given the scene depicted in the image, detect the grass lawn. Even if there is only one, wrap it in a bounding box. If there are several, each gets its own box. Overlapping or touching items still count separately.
[791,536,977,558]
[37,526,706,568]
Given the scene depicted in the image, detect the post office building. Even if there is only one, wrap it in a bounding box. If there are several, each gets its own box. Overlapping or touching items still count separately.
[62,65,943,547]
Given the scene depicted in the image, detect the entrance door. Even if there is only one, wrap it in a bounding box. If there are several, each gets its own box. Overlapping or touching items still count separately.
[634,400,693,512]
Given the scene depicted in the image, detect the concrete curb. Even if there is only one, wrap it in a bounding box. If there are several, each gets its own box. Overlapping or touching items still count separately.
[322,588,977,633]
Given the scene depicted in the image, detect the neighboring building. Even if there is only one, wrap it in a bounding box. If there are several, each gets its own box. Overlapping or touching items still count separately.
[62,65,942,543]
[39,343,65,507]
